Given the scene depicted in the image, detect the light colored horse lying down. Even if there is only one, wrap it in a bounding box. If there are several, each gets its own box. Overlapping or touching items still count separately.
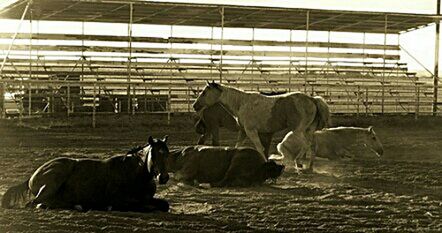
[277,126,383,169]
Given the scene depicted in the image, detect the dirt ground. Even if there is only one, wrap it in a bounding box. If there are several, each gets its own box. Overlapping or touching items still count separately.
[0,114,441,232]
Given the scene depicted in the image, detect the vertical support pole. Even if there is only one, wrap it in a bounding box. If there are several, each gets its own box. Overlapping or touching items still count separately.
[127,3,133,114]
[187,86,190,112]
[327,31,331,95]
[210,27,214,75]
[365,87,369,116]
[81,20,84,90]
[304,10,310,93]
[167,88,171,125]
[144,85,147,113]
[219,6,225,83]
[132,85,136,115]
[362,32,366,74]
[1,82,5,118]
[382,14,388,115]
[357,85,360,117]
[433,0,441,116]
[92,83,96,128]
[251,28,255,88]
[28,5,32,117]
[28,83,32,116]
[288,30,293,92]
[67,83,70,118]
[415,86,420,119]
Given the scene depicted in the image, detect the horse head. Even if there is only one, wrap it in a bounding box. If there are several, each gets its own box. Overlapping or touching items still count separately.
[193,81,222,111]
[363,126,384,157]
[135,135,170,184]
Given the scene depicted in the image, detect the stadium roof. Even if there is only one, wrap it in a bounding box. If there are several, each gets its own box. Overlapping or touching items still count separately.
[0,0,440,33]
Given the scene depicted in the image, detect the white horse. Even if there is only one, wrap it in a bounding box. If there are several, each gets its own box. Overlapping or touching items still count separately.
[193,81,330,171]
[277,126,384,168]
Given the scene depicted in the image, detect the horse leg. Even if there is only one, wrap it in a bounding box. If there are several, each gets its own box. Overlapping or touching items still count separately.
[197,133,210,145]
[235,129,247,148]
[143,198,169,212]
[244,128,266,160]
[211,126,220,146]
[305,129,316,172]
[259,133,273,158]
[27,183,65,209]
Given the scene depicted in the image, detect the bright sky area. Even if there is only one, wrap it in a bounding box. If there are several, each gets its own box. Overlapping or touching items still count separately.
[0,0,440,76]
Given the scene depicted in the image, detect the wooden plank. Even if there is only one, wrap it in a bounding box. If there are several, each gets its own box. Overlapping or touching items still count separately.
[0,33,400,51]
[0,44,401,60]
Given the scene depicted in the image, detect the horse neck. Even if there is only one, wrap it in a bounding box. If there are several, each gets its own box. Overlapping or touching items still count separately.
[167,148,183,172]
[218,85,252,116]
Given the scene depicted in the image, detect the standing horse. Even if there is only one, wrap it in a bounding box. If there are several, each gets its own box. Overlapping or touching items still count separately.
[193,81,330,171]
[277,127,383,166]
[2,136,170,212]
[195,92,287,147]
[195,103,243,146]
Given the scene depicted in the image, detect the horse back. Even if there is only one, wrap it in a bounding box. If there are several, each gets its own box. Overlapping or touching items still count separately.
[255,93,316,132]
[179,146,236,183]
[29,157,78,196]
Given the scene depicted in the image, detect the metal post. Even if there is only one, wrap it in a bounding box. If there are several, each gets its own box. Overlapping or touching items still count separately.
[365,87,369,116]
[304,10,310,93]
[415,86,420,119]
[327,31,331,95]
[1,82,5,118]
[28,5,32,116]
[67,84,70,117]
[433,0,441,116]
[362,32,366,75]
[92,83,96,128]
[382,14,388,115]
[167,88,171,125]
[219,6,225,83]
[357,85,360,117]
[144,86,147,112]
[28,83,31,116]
[127,3,133,114]
[132,85,136,115]
[288,30,293,92]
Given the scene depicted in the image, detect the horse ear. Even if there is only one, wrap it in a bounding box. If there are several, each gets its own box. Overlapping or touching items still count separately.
[163,135,169,143]
[206,80,210,86]
[148,136,154,145]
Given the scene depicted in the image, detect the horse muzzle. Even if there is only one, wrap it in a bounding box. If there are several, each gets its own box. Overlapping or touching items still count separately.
[158,173,169,184]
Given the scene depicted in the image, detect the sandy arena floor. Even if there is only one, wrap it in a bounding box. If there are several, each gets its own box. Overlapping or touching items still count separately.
[0,115,441,232]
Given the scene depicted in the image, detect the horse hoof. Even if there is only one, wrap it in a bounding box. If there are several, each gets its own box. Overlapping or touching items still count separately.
[303,168,314,174]
[74,205,83,212]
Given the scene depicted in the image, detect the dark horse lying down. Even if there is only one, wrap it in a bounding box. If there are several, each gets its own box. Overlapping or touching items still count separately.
[2,136,170,212]
[167,146,284,187]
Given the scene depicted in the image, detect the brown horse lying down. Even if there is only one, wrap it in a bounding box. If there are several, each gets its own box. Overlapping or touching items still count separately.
[2,136,170,212]
[167,146,284,187]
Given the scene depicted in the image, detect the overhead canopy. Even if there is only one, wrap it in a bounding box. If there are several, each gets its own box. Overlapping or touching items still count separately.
[0,0,440,33]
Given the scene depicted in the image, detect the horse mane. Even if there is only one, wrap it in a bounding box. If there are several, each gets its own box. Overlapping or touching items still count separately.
[126,145,144,155]
[321,127,370,145]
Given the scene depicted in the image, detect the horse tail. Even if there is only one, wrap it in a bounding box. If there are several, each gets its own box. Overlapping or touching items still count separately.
[2,179,30,209]
[312,96,331,130]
